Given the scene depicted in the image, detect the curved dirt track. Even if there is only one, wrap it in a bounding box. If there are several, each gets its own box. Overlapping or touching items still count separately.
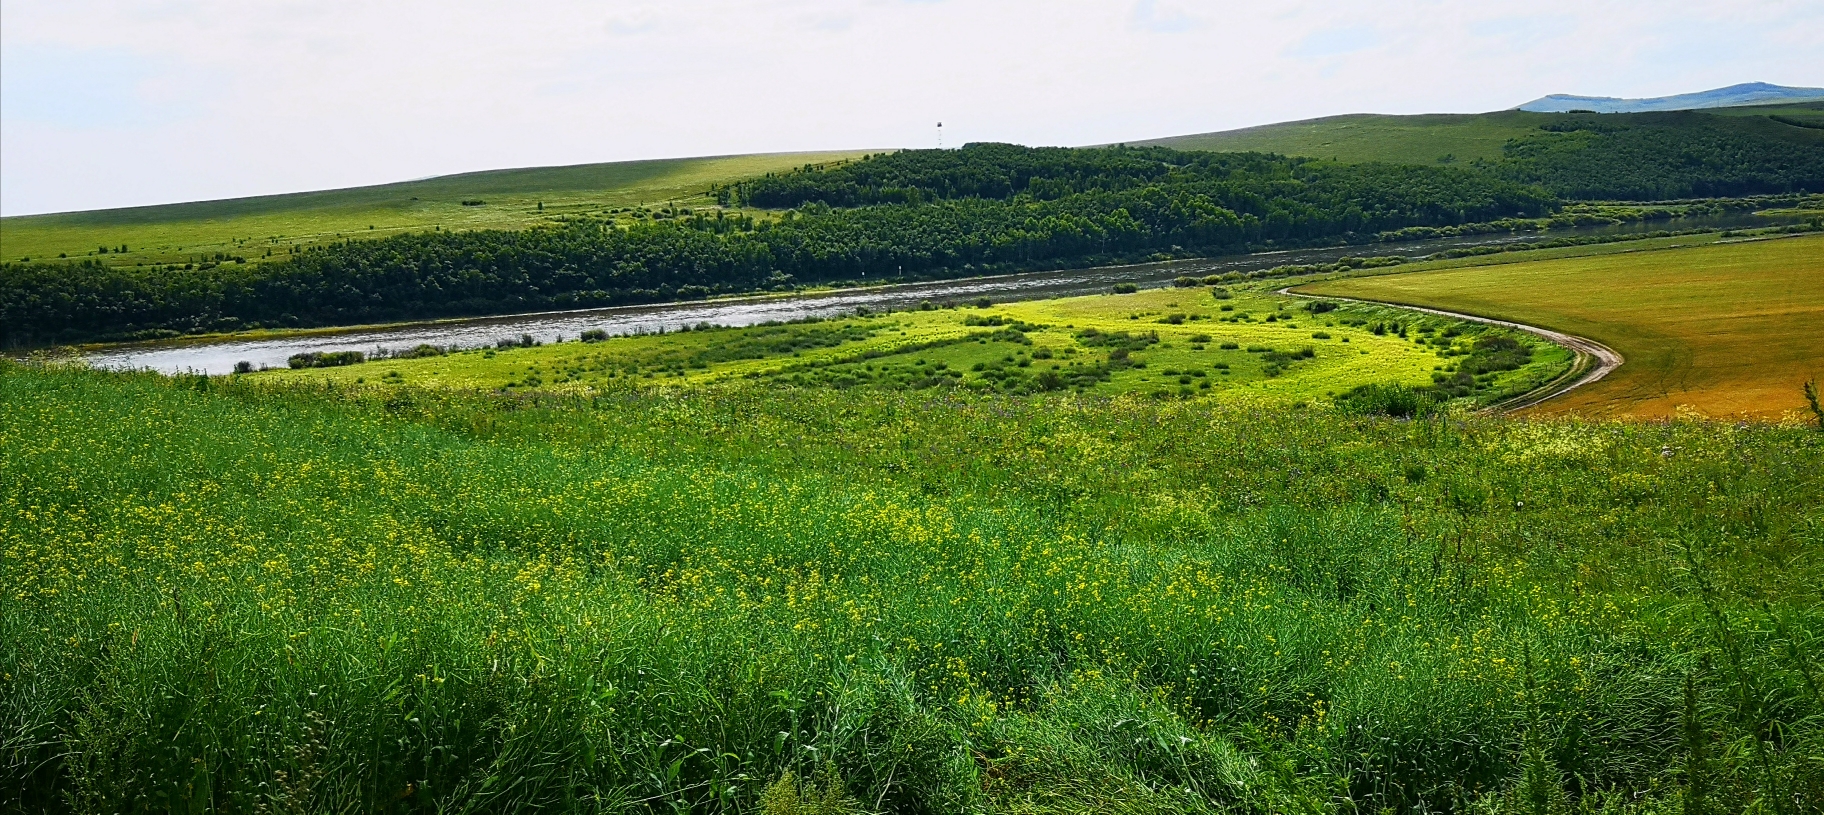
[1276,287,1624,414]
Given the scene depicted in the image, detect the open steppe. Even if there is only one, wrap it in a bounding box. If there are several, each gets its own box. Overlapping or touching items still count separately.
[0,151,867,269]
[1300,234,1824,418]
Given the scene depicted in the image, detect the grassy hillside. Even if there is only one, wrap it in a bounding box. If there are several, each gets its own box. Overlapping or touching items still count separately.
[1132,111,1545,165]
[1299,233,1824,419]
[1134,102,1824,167]
[6,359,1821,813]
[0,151,869,269]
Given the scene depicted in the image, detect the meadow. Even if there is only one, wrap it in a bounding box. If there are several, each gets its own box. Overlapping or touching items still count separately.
[5,108,1823,815]
[1299,234,1824,419]
[256,283,1572,409]
[4,361,1821,814]
[0,151,866,270]
[1136,103,1824,167]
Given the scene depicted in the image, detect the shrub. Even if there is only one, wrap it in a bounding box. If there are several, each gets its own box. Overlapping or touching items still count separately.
[286,350,364,369]
[1336,383,1430,417]
[1112,283,1139,294]
[580,329,609,342]
[403,344,446,359]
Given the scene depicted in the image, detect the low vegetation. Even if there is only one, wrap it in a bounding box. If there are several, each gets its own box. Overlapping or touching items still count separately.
[4,362,1820,813]
[253,283,1571,409]
[1301,233,1824,419]
[0,151,870,272]
[4,101,1821,815]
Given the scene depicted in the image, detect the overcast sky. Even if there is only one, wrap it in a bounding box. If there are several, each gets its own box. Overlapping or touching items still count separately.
[3,0,1820,216]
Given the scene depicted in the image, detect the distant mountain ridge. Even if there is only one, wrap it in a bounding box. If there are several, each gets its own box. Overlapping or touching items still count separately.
[1517,82,1824,113]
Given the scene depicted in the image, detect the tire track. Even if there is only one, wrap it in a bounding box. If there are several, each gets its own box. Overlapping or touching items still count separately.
[1276,286,1623,414]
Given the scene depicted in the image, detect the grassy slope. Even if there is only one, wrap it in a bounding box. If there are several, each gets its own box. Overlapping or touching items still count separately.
[5,362,1820,812]
[258,284,1571,407]
[0,151,869,268]
[1298,233,1824,419]
[1130,111,1546,164]
[1130,102,1824,165]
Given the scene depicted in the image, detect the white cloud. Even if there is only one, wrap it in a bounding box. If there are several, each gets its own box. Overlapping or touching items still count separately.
[2,0,1819,215]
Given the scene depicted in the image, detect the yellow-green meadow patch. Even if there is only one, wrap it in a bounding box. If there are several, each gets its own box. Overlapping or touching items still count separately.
[259,284,1572,407]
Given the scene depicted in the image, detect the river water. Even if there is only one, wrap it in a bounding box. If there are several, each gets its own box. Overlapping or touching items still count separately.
[76,212,1796,375]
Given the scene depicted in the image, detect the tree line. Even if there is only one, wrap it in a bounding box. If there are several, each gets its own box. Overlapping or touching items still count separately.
[3,147,1556,345]
[1488,111,1824,200]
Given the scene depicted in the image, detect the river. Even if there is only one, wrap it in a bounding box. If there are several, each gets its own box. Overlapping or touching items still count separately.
[75,212,1796,375]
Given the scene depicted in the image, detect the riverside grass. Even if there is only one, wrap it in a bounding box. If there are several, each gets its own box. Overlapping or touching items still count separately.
[255,284,1574,407]
[1301,234,1824,419]
[4,366,1823,813]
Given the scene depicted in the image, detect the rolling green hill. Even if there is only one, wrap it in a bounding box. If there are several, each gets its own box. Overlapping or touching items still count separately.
[1131,110,1545,165]
[0,150,870,269]
[1131,102,1824,168]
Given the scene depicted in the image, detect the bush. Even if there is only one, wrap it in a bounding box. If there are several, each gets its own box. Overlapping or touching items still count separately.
[1112,283,1139,294]
[1336,383,1430,417]
[580,329,609,342]
[286,350,364,369]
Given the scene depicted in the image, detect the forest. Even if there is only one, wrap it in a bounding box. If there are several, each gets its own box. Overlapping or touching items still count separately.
[1,148,1552,345]
[1490,111,1824,200]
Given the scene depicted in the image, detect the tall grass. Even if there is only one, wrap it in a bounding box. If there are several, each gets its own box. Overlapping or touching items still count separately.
[2,365,1820,813]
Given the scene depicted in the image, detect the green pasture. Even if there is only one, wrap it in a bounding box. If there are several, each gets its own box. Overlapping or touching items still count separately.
[1300,233,1824,419]
[259,284,1571,408]
[1134,103,1824,166]
[4,361,1821,813]
[0,151,868,269]
[1133,111,1545,165]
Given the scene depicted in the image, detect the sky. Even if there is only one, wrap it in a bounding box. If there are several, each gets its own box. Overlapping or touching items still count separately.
[3,0,1820,216]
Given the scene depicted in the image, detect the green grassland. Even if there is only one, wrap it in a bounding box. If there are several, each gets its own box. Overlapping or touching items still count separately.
[5,358,1821,813]
[1132,111,1545,165]
[0,151,867,269]
[7,102,1824,814]
[259,284,1572,408]
[1299,233,1824,419]
[1132,103,1824,166]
